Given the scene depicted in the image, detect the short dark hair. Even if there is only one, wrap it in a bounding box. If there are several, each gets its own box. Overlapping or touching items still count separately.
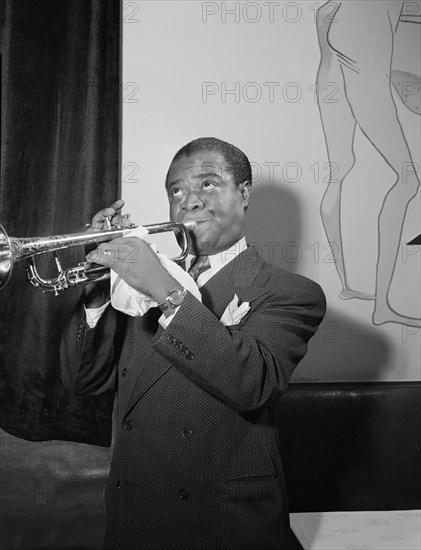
[166,137,252,188]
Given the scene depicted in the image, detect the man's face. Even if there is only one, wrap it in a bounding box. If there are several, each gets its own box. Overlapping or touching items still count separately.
[166,151,250,256]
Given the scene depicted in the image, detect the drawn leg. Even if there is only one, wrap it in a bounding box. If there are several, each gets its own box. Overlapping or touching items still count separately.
[343,68,420,326]
[317,27,374,300]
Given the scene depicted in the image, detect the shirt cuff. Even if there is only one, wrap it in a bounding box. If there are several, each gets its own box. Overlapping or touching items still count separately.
[158,306,181,329]
[84,301,110,328]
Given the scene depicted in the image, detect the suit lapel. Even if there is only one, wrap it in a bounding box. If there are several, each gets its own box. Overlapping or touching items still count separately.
[200,244,267,318]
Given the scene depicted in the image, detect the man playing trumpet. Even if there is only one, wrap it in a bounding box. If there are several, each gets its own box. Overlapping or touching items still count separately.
[61,137,326,550]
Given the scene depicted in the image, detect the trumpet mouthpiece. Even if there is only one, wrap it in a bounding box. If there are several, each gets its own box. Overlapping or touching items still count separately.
[183,220,197,231]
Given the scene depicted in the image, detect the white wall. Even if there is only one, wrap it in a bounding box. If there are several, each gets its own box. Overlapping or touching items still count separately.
[122,1,421,381]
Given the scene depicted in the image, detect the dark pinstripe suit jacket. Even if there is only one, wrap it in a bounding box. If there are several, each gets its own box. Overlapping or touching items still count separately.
[60,245,326,550]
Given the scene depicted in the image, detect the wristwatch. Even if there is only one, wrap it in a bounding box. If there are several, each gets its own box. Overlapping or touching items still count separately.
[157,287,187,313]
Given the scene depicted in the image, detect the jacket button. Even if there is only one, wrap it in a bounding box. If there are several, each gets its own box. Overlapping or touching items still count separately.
[186,352,194,360]
[181,427,193,439]
[124,420,133,431]
[175,340,183,350]
[121,367,128,378]
[178,488,189,500]
[167,334,176,344]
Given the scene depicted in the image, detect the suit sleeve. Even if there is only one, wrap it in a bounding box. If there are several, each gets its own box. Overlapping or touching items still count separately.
[60,296,119,396]
[152,279,326,414]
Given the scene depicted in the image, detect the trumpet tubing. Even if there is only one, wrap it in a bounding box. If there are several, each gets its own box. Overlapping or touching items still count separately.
[0,221,195,295]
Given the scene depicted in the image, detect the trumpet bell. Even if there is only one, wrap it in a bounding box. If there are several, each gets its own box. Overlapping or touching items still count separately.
[0,224,13,289]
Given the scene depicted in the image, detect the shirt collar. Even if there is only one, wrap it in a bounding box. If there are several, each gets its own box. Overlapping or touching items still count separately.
[186,236,247,278]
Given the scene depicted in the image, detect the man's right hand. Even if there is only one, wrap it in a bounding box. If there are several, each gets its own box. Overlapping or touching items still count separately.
[84,199,134,308]
[90,199,133,231]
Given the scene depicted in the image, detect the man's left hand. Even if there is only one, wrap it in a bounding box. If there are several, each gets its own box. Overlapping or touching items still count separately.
[86,237,177,302]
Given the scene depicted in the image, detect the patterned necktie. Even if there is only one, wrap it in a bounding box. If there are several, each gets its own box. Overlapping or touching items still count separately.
[188,255,210,282]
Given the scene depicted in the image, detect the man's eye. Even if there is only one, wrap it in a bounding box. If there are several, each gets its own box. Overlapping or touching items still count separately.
[169,187,183,198]
[203,181,216,190]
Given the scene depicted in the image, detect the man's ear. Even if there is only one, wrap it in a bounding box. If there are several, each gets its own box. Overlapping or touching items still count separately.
[239,180,251,208]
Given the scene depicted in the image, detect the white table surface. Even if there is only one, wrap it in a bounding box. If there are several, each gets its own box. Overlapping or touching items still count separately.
[290,510,421,550]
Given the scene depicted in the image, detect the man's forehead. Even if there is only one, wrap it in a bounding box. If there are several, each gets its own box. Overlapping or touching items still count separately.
[168,152,230,179]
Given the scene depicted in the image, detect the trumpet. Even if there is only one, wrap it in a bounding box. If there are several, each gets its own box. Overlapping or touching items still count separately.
[0,219,195,295]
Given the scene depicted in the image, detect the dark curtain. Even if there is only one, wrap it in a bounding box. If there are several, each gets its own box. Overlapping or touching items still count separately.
[0,0,120,445]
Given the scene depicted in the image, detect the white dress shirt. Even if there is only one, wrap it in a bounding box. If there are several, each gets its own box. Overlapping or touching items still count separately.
[185,236,247,289]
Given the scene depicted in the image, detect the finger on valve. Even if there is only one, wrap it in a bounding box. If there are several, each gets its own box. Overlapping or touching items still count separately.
[92,199,125,229]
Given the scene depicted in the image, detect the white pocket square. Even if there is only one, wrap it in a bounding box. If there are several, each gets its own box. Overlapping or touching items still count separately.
[220,294,250,326]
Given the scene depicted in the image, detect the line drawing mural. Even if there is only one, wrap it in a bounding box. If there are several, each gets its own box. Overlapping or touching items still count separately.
[315,0,420,327]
